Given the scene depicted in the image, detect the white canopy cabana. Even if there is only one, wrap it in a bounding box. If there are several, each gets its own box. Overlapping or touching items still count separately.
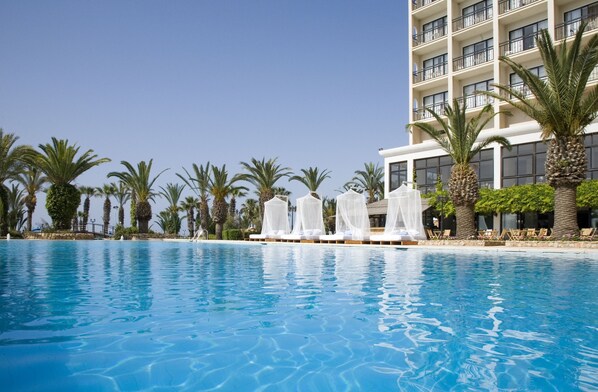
[250,196,290,239]
[291,193,325,236]
[372,184,426,241]
[321,189,370,241]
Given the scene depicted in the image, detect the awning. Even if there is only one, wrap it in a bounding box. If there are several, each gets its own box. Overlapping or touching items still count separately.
[367,198,430,216]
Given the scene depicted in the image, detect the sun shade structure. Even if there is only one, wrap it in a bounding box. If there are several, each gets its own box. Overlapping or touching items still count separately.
[291,193,325,236]
[260,195,291,237]
[381,184,426,240]
[332,189,370,240]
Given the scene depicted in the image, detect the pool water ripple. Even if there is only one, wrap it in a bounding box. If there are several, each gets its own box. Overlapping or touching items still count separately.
[0,240,597,391]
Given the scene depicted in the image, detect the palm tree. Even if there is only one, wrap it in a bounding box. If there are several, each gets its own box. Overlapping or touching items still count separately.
[209,164,247,240]
[34,138,110,230]
[240,198,259,230]
[177,162,211,233]
[290,167,331,199]
[5,184,26,232]
[408,100,510,239]
[180,196,199,237]
[484,24,598,238]
[322,196,337,234]
[346,162,384,203]
[239,157,291,217]
[14,166,47,232]
[78,186,97,231]
[130,189,137,229]
[108,160,168,233]
[159,183,185,235]
[0,130,33,235]
[112,182,130,227]
[228,188,246,225]
[96,183,116,236]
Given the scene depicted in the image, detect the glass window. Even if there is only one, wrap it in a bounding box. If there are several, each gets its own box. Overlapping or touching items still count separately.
[517,155,533,175]
[389,161,408,192]
[503,157,517,177]
[479,160,493,180]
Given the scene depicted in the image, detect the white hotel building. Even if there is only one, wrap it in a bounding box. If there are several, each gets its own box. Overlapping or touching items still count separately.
[379,0,598,232]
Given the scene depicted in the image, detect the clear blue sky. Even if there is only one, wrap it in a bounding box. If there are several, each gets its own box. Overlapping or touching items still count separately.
[0,0,409,229]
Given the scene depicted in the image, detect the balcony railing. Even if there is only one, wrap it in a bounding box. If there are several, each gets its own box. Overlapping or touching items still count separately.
[499,31,544,56]
[498,0,541,15]
[508,76,547,99]
[413,24,448,47]
[413,63,448,83]
[555,13,598,40]
[413,102,448,120]
[455,93,494,109]
[591,65,598,82]
[453,5,493,32]
[413,0,439,11]
[453,47,493,71]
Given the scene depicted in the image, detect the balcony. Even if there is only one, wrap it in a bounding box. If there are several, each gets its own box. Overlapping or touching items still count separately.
[507,76,547,99]
[413,102,447,121]
[453,48,493,72]
[499,31,543,56]
[453,5,493,32]
[413,24,448,47]
[455,93,494,109]
[555,14,598,40]
[498,0,541,15]
[413,63,448,84]
[413,0,439,11]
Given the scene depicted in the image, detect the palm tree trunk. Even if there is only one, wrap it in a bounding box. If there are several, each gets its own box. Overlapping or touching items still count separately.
[83,197,90,229]
[118,206,124,227]
[137,200,151,234]
[103,197,111,236]
[455,205,477,240]
[552,185,579,239]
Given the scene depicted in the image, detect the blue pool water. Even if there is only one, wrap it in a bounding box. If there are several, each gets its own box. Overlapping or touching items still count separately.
[0,241,597,391]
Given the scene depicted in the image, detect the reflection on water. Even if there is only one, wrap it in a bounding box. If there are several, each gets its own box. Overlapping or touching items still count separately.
[0,241,596,391]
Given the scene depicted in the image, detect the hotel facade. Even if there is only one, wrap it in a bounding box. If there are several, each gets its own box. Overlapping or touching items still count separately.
[379,0,598,232]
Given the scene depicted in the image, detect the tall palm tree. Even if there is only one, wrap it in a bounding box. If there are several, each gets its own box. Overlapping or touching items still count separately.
[409,100,510,239]
[484,24,598,238]
[240,198,259,230]
[108,160,167,233]
[239,157,291,217]
[159,183,185,236]
[4,184,26,232]
[96,183,116,236]
[130,189,137,229]
[78,186,97,231]
[15,166,47,232]
[0,130,33,235]
[180,196,199,237]
[177,162,211,233]
[346,162,384,203]
[228,188,246,224]
[209,164,247,240]
[34,138,110,230]
[290,167,331,199]
[322,196,337,234]
[112,182,130,227]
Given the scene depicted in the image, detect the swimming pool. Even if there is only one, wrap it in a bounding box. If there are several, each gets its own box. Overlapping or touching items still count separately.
[0,241,596,391]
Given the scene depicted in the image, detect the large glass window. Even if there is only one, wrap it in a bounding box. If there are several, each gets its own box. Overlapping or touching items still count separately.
[510,65,545,97]
[389,161,408,192]
[585,133,598,180]
[415,149,493,193]
[461,0,492,28]
[422,54,448,80]
[564,2,598,37]
[463,79,493,108]
[422,16,447,43]
[421,91,448,119]
[508,20,548,53]
[463,38,493,68]
[501,142,546,186]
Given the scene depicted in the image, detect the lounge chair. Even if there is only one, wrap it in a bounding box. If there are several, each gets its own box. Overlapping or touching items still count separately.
[580,228,595,240]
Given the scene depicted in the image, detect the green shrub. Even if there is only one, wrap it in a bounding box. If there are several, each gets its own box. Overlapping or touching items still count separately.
[113,225,139,239]
[223,229,243,240]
